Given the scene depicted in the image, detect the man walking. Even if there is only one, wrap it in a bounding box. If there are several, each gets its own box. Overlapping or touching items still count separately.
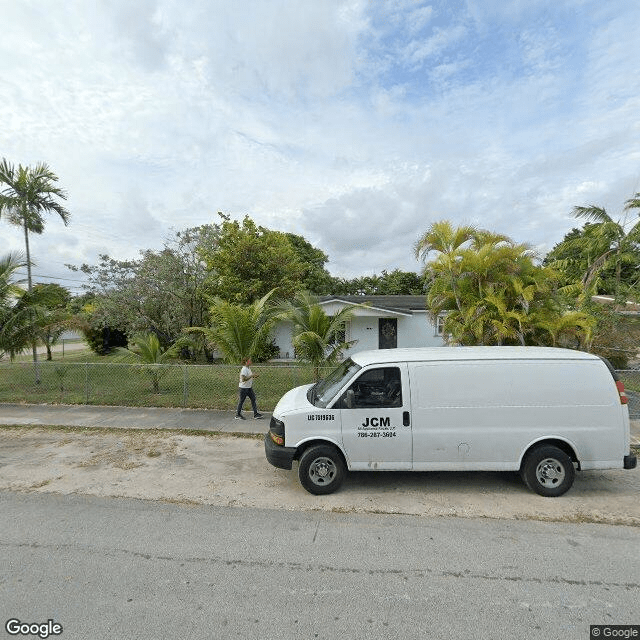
[235,357,263,420]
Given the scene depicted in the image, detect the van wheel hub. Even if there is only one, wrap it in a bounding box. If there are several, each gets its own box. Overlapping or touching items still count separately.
[309,457,336,485]
[536,458,565,486]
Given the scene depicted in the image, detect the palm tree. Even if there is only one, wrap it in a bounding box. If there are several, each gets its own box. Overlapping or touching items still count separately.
[416,220,579,346]
[0,252,55,360]
[571,193,640,299]
[0,252,26,308]
[278,291,357,380]
[0,252,26,357]
[0,158,71,372]
[414,220,476,313]
[0,158,71,291]
[123,333,179,393]
[538,311,595,349]
[189,290,277,364]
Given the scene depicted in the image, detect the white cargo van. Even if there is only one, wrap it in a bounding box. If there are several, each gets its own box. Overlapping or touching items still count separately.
[264,347,636,496]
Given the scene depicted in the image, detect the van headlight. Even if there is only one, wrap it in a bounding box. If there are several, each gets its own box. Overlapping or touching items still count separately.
[269,417,285,446]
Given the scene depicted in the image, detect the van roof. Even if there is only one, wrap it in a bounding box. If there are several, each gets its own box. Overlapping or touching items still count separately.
[350,346,599,367]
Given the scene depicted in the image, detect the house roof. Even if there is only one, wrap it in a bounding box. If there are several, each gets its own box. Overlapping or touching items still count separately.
[591,295,640,315]
[319,295,427,316]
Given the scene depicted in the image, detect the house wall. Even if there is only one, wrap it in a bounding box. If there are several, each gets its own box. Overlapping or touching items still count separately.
[344,312,443,357]
[347,316,379,353]
[272,320,295,359]
[400,311,444,348]
[272,312,444,360]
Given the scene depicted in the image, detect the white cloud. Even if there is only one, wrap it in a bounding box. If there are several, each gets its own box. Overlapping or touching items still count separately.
[404,25,467,67]
[1,0,639,287]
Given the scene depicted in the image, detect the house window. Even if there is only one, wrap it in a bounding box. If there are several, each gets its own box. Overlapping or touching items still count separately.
[435,313,447,336]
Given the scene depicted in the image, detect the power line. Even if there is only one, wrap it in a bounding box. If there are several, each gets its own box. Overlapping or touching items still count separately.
[15,271,88,285]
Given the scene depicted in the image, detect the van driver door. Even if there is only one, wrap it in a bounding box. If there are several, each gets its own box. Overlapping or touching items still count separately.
[334,364,412,470]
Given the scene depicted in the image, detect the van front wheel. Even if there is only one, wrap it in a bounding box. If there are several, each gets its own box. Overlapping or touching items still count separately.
[298,445,346,495]
[522,445,575,497]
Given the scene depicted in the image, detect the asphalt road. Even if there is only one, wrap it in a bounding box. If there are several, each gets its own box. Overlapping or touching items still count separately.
[2,491,639,640]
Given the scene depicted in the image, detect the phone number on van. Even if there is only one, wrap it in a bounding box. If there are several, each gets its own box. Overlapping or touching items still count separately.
[358,431,397,438]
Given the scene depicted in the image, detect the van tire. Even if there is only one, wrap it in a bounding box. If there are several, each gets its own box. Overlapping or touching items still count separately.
[298,445,346,495]
[522,445,575,497]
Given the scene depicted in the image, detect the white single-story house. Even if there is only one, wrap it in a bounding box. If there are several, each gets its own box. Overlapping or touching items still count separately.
[273,295,446,359]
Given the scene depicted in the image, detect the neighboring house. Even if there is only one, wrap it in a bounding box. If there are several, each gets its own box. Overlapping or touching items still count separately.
[591,295,640,315]
[272,295,446,360]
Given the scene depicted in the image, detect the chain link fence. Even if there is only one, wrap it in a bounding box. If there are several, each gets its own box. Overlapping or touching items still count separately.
[616,371,640,420]
[2,362,640,417]
[0,362,328,411]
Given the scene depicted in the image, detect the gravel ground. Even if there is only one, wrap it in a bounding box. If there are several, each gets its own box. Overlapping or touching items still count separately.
[1,426,638,526]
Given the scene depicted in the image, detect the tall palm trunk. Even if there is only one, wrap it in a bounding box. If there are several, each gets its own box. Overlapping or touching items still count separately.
[23,217,32,291]
[23,218,40,383]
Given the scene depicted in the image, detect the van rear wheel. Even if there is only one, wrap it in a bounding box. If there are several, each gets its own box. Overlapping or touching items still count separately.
[522,445,575,497]
[298,445,346,495]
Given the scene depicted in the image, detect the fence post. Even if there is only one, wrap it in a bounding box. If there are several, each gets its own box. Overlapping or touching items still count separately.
[85,362,89,404]
[183,365,188,407]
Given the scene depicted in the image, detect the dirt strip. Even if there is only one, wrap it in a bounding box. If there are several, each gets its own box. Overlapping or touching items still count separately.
[1,427,638,526]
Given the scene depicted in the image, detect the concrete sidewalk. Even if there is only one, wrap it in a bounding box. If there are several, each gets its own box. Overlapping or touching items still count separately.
[0,403,269,436]
[0,402,638,445]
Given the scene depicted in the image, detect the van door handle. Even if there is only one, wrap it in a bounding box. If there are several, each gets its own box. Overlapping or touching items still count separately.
[403,411,410,427]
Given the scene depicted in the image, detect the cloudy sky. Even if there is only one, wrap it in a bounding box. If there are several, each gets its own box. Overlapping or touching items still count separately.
[2,0,640,292]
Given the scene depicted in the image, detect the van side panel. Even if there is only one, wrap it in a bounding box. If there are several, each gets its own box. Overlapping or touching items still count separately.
[409,360,626,471]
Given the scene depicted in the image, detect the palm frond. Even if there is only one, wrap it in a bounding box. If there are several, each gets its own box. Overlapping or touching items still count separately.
[623,192,640,212]
[572,205,611,223]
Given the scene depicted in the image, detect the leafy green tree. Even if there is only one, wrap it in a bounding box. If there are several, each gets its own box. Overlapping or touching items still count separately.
[69,225,216,352]
[284,233,337,294]
[31,283,71,360]
[199,215,305,304]
[277,291,357,379]
[585,303,640,369]
[189,291,278,363]
[333,269,425,295]
[83,324,129,356]
[544,224,640,304]
[564,193,640,300]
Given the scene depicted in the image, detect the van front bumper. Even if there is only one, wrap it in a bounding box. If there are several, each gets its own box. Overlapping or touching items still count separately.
[624,454,637,469]
[264,433,297,470]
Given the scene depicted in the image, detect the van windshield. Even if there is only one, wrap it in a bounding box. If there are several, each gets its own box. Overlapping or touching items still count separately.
[308,358,361,408]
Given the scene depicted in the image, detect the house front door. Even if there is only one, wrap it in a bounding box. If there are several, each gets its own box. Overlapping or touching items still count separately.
[378,318,397,349]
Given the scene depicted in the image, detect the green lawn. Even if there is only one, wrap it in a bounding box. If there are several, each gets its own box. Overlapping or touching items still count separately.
[0,357,323,410]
